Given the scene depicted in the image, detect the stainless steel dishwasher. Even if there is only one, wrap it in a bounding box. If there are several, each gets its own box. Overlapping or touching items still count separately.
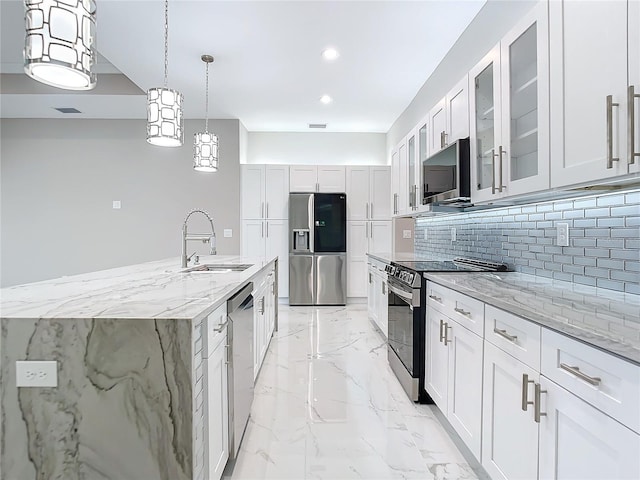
[227,282,254,460]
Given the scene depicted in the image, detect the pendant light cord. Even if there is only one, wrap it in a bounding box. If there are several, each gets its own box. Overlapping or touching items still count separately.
[205,61,210,132]
[164,0,169,88]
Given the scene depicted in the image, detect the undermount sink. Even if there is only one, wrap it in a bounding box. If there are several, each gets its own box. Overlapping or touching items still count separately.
[182,263,253,273]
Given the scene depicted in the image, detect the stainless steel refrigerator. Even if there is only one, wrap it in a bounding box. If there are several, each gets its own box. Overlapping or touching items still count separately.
[289,193,346,305]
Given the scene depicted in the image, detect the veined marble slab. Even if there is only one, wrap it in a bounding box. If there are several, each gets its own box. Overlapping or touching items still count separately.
[0,255,275,321]
[424,272,640,365]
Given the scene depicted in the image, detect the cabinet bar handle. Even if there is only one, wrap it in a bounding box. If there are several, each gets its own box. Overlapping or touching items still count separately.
[266,222,269,238]
[316,182,319,192]
[261,202,265,218]
[534,382,547,423]
[366,202,370,219]
[629,85,639,165]
[261,222,264,238]
[443,323,452,346]
[429,294,442,303]
[491,148,497,194]
[260,297,265,314]
[224,344,230,365]
[369,272,372,284]
[443,132,448,147]
[371,223,374,239]
[522,373,535,411]
[560,363,602,386]
[606,95,620,168]
[213,319,229,333]
[371,203,374,218]
[382,282,386,295]
[266,202,269,218]
[454,307,471,317]
[498,145,505,193]
[494,327,518,342]
[366,222,369,238]
[439,319,445,343]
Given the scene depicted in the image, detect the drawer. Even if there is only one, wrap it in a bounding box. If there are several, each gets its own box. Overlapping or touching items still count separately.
[368,257,388,271]
[426,282,484,336]
[541,329,640,434]
[485,305,541,370]
[202,303,227,358]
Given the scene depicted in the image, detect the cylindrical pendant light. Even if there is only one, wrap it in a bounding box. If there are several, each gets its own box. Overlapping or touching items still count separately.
[147,0,183,147]
[193,55,219,172]
[24,0,97,90]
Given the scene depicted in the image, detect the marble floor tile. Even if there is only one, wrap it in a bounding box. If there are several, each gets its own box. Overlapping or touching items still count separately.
[226,304,479,480]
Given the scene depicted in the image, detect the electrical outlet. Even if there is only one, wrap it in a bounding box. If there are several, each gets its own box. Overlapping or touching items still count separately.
[16,361,57,387]
[451,227,457,242]
[112,200,121,209]
[403,229,412,239]
[223,229,232,238]
[557,223,569,247]
[423,227,428,240]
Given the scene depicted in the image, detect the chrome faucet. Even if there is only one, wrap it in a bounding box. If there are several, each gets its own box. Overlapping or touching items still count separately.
[181,209,216,268]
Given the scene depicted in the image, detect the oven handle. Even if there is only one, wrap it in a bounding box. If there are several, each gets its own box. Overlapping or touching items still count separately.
[387,281,415,304]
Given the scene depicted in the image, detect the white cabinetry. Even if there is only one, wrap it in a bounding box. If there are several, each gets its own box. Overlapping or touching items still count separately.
[290,165,345,192]
[366,257,388,338]
[346,166,391,221]
[470,2,549,203]
[391,141,409,216]
[204,303,229,480]
[347,221,391,297]
[241,165,289,220]
[253,269,276,380]
[550,0,640,186]
[242,219,288,297]
[428,75,469,155]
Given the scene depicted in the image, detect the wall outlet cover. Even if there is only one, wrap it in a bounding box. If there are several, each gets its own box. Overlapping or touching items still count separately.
[403,229,412,239]
[16,360,57,387]
[112,200,121,209]
[451,227,457,242]
[223,229,232,238]
[423,227,428,240]
[557,222,569,247]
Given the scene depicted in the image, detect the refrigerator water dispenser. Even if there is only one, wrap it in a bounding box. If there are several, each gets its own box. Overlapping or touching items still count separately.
[292,229,310,252]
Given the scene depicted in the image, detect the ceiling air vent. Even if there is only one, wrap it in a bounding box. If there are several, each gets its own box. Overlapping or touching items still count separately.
[308,123,327,129]
[54,107,82,114]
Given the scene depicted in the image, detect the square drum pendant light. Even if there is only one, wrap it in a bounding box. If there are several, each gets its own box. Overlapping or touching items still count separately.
[147,0,183,147]
[24,0,97,90]
[194,55,219,172]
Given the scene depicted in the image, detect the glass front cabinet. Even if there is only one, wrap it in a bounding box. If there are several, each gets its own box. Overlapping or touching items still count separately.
[470,2,549,203]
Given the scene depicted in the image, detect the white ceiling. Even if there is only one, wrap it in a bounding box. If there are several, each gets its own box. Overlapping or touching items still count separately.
[0,0,485,132]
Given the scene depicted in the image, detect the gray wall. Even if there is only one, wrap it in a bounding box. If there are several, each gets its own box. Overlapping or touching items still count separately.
[386,0,537,152]
[414,189,640,295]
[1,118,241,287]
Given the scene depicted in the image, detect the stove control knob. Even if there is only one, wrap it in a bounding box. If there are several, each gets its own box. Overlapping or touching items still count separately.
[408,273,415,283]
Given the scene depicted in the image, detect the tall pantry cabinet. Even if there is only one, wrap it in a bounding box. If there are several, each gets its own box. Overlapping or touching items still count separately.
[241,165,289,296]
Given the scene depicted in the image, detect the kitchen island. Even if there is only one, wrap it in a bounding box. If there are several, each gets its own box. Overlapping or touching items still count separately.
[0,255,277,480]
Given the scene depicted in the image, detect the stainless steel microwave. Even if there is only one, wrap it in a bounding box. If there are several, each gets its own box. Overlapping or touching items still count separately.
[422,137,470,205]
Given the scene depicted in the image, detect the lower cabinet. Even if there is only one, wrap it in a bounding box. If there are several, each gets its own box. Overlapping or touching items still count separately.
[253,269,276,380]
[242,219,289,298]
[204,305,229,480]
[366,258,389,338]
[425,304,484,459]
[348,221,391,297]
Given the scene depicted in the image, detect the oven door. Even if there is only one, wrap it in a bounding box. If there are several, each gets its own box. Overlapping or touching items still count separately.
[387,278,420,376]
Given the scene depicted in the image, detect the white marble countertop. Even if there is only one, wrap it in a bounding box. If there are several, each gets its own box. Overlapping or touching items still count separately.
[0,255,276,321]
[424,272,640,365]
[367,252,442,264]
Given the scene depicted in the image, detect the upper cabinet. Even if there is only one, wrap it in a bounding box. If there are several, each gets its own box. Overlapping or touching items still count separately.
[470,2,549,203]
[289,166,346,192]
[550,0,640,187]
[346,166,392,221]
[241,165,289,220]
[391,140,409,215]
[429,75,470,156]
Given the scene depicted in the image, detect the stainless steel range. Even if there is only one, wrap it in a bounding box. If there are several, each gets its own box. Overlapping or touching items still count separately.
[386,257,508,402]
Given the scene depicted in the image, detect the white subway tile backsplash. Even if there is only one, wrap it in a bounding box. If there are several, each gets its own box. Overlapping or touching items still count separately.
[414,189,640,294]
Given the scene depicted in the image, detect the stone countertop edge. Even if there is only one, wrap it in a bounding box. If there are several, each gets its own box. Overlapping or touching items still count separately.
[0,255,277,322]
[423,271,640,366]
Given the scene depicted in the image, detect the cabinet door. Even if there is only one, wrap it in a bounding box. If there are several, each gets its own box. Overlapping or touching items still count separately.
[550,0,629,186]
[206,337,229,480]
[501,1,550,197]
[482,342,539,480]
[391,149,400,215]
[538,377,640,480]
[470,46,503,204]
[289,166,317,192]
[265,220,288,298]
[264,166,289,219]
[416,117,429,211]
[367,265,377,323]
[447,75,470,144]
[369,166,391,220]
[407,130,418,210]
[425,306,449,407]
[347,221,368,297]
[446,320,483,459]
[242,220,265,257]
[241,165,265,219]
[317,166,346,192]
[397,141,409,215]
[369,221,392,255]
[346,166,370,221]
[377,277,388,339]
[630,0,640,174]
[430,98,447,153]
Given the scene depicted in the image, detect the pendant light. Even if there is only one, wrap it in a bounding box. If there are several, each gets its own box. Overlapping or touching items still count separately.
[24,0,97,90]
[146,0,183,147]
[193,55,219,172]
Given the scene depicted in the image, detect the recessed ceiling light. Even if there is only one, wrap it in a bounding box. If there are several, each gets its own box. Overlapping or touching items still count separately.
[309,123,327,129]
[320,95,332,104]
[54,107,82,114]
[322,48,339,61]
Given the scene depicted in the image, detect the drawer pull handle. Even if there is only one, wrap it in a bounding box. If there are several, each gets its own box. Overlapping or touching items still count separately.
[429,295,442,303]
[522,373,535,411]
[443,323,452,346]
[534,382,547,423]
[494,327,518,343]
[213,319,229,333]
[454,307,471,317]
[560,363,602,386]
